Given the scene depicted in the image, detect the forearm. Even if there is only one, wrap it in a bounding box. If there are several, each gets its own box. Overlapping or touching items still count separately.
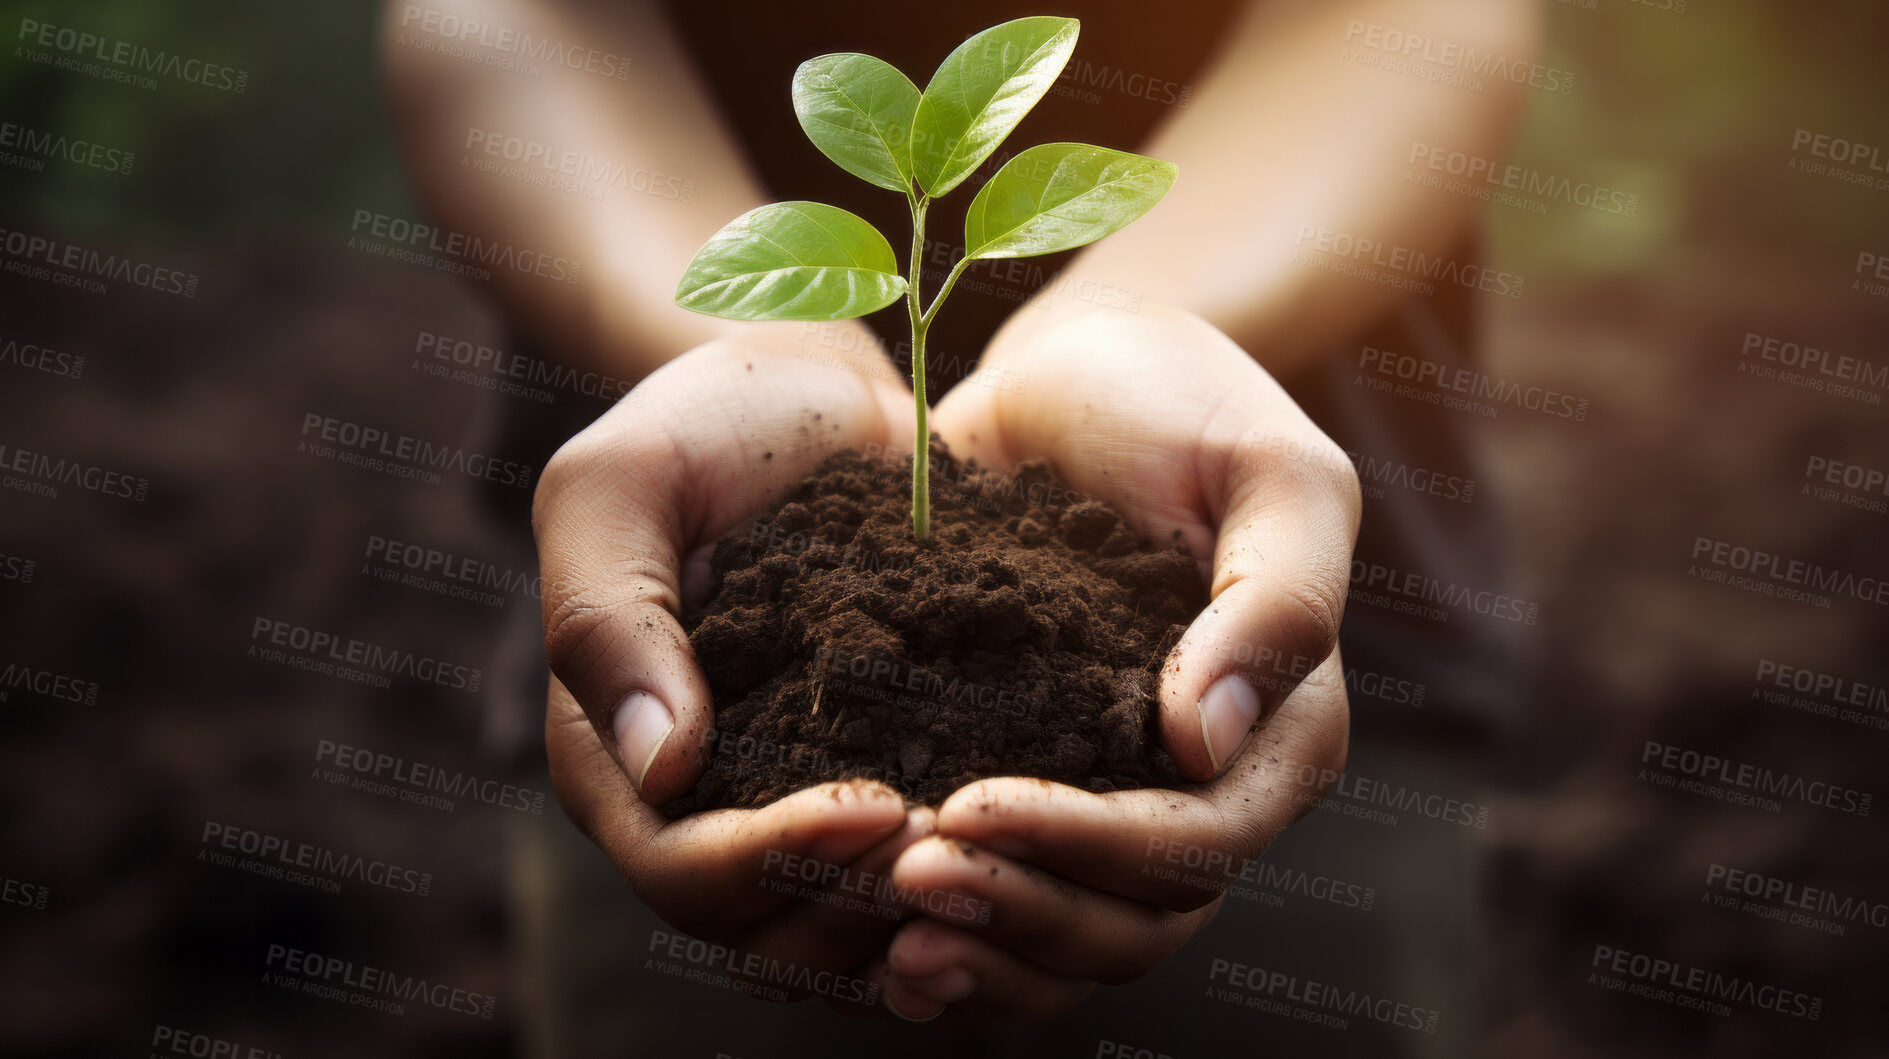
[378,0,877,380]
[992,0,1542,376]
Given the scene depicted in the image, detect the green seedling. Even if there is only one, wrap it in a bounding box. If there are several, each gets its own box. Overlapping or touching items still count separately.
[675,15,1175,539]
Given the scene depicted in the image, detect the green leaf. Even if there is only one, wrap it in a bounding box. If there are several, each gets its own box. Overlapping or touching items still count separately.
[675,202,907,321]
[911,16,1079,197]
[964,143,1177,260]
[792,53,922,192]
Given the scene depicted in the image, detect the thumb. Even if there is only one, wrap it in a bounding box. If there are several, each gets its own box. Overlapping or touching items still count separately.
[535,428,714,807]
[532,338,915,805]
[1158,430,1360,782]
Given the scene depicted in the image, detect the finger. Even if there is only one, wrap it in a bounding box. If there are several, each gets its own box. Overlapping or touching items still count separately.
[933,778,1229,911]
[930,334,1212,551]
[887,918,1096,1025]
[534,338,910,802]
[888,836,1217,984]
[636,783,914,937]
[1154,397,1360,781]
[935,659,1348,912]
[534,402,712,803]
[547,675,908,938]
[843,957,928,1022]
[730,807,939,1000]
[934,308,1360,781]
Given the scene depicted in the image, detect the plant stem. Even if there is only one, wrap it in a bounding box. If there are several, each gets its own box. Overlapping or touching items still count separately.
[906,193,931,540]
[922,254,973,328]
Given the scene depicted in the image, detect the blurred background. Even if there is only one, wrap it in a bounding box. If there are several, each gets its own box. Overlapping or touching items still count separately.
[1,0,1886,1055]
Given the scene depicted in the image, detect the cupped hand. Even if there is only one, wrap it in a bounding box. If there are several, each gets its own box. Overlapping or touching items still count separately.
[866,305,1362,1023]
[535,327,931,1006]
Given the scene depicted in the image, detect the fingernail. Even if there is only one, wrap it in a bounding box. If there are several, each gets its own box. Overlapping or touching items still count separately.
[613,691,674,790]
[884,988,945,1022]
[1197,675,1260,774]
[910,966,976,1004]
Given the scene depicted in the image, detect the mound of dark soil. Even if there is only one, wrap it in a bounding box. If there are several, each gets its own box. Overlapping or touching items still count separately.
[665,442,1207,814]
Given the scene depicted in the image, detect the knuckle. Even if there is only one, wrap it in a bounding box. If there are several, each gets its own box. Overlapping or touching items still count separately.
[1234,426,1361,528]
[532,428,608,534]
[533,418,679,535]
[540,588,625,686]
[540,577,681,693]
[1279,579,1344,667]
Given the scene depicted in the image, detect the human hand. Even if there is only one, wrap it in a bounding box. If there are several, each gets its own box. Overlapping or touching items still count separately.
[863,305,1361,1023]
[536,329,933,1006]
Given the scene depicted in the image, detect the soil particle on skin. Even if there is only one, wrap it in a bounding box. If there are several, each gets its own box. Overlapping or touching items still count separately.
[665,440,1206,814]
